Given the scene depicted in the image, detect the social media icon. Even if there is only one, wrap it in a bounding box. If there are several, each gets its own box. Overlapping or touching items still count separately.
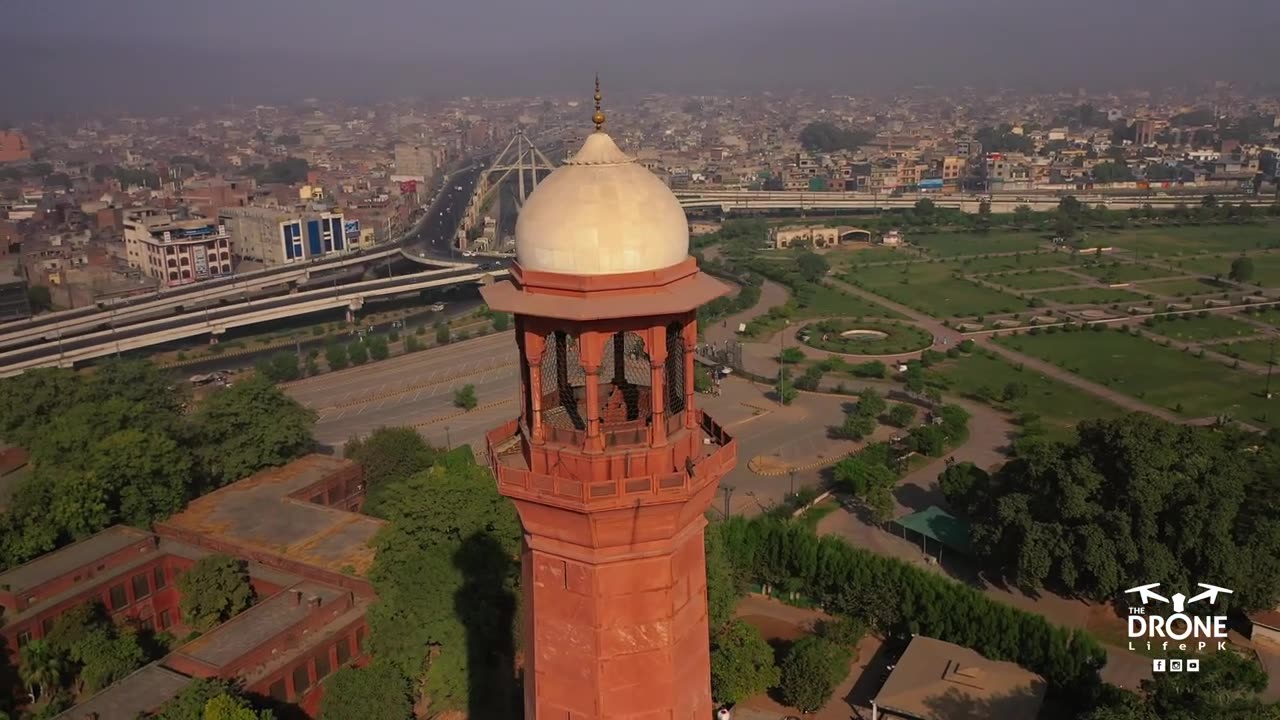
[1186,659,1200,672]
[1170,659,1183,672]
[1152,659,1166,672]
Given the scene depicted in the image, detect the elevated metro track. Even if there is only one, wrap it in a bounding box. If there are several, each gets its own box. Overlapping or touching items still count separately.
[0,266,511,377]
[675,190,1257,214]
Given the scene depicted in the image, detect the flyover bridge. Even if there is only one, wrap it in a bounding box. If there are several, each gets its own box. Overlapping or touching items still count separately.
[673,189,1256,214]
[0,245,421,351]
[0,266,510,377]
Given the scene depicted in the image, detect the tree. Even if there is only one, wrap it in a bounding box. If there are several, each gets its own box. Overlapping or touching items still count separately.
[73,625,146,693]
[777,636,850,713]
[1058,196,1083,218]
[1001,381,1028,402]
[1012,204,1034,227]
[1201,193,1219,208]
[177,554,255,631]
[344,427,437,497]
[0,368,83,447]
[705,527,740,635]
[938,462,991,517]
[325,342,349,371]
[710,620,780,706]
[348,341,369,366]
[435,323,451,345]
[832,412,876,441]
[203,693,275,720]
[254,352,300,383]
[154,679,239,720]
[1230,256,1255,283]
[776,368,798,406]
[856,389,887,419]
[18,640,63,704]
[833,453,896,498]
[367,335,390,361]
[910,424,947,457]
[1091,161,1135,184]
[364,456,520,716]
[795,251,830,283]
[86,428,192,527]
[798,122,872,152]
[320,662,412,720]
[194,377,316,487]
[887,403,916,428]
[1055,214,1077,239]
[778,347,806,364]
[491,312,510,331]
[817,617,866,650]
[453,384,477,410]
[27,285,52,313]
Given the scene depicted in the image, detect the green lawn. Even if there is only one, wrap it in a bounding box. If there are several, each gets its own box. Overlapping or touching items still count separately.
[1073,261,1175,283]
[1167,253,1280,288]
[1219,338,1279,367]
[985,269,1082,291]
[1136,277,1229,297]
[911,231,1047,258]
[1237,305,1280,327]
[951,252,1078,273]
[1142,314,1261,343]
[801,283,900,319]
[994,329,1276,426]
[1082,224,1280,257]
[800,319,933,355]
[833,246,922,266]
[1034,287,1150,305]
[844,264,1028,318]
[935,351,1126,441]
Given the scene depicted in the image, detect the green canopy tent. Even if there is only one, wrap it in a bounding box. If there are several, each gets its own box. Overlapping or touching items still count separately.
[893,505,973,562]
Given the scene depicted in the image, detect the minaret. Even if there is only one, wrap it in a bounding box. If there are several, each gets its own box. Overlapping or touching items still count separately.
[482,81,737,719]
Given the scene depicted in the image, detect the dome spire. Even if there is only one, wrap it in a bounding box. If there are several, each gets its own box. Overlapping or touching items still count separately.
[592,74,606,132]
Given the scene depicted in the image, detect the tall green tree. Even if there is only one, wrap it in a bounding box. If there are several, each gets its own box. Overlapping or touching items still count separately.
[777,636,850,713]
[320,662,413,720]
[710,620,780,706]
[1230,256,1256,283]
[18,640,64,704]
[177,555,255,631]
[193,377,316,487]
[344,427,438,503]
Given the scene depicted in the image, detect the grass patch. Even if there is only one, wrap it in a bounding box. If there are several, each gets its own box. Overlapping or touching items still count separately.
[797,501,839,530]
[935,351,1126,441]
[1033,287,1150,305]
[912,231,1047,257]
[994,330,1276,426]
[800,319,933,356]
[1084,224,1280,256]
[831,246,919,265]
[1143,314,1261,342]
[1218,338,1278,366]
[1136,277,1228,297]
[844,264,1028,318]
[985,269,1082,291]
[951,252,1078,273]
[1073,261,1175,283]
[800,283,900,318]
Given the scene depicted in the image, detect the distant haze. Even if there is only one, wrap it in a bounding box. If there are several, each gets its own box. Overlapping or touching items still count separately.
[4,0,1279,117]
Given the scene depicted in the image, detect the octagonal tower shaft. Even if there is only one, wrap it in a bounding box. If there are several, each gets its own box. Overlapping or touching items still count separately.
[483,259,735,719]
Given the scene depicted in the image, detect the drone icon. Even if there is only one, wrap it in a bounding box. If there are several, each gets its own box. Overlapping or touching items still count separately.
[1124,583,1233,612]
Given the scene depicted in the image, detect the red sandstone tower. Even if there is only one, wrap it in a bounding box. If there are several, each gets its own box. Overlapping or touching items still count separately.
[482,86,737,719]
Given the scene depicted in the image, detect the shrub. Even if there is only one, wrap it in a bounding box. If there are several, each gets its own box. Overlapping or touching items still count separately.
[453,384,478,410]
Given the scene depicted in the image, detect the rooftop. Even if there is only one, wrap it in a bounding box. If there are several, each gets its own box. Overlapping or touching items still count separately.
[51,663,192,720]
[174,581,345,669]
[158,455,383,576]
[0,525,152,596]
[873,635,1046,720]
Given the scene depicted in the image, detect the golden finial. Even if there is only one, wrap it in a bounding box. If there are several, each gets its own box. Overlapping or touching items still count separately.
[592,74,606,131]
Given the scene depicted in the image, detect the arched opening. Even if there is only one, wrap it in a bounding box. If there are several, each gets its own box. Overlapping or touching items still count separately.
[665,322,686,423]
[539,331,586,439]
[599,332,651,430]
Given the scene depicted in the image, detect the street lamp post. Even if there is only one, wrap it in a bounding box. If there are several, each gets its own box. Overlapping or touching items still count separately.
[445,425,452,451]
[789,469,797,499]
[1267,338,1276,399]
[721,485,735,519]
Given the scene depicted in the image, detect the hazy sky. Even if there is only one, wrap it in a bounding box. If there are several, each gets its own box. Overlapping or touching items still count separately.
[4,0,1279,117]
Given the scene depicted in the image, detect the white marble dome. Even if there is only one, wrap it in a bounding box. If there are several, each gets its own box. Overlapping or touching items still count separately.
[514,131,690,275]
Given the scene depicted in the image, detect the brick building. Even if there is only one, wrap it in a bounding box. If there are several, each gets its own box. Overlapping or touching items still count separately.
[0,455,379,719]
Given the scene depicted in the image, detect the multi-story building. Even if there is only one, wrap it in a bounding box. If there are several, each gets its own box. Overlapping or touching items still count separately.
[393,142,434,182]
[218,206,348,266]
[1133,118,1157,146]
[941,156,968,188]
[123,209,233,287]
[0,131,32,164]
[2,455,377,719]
